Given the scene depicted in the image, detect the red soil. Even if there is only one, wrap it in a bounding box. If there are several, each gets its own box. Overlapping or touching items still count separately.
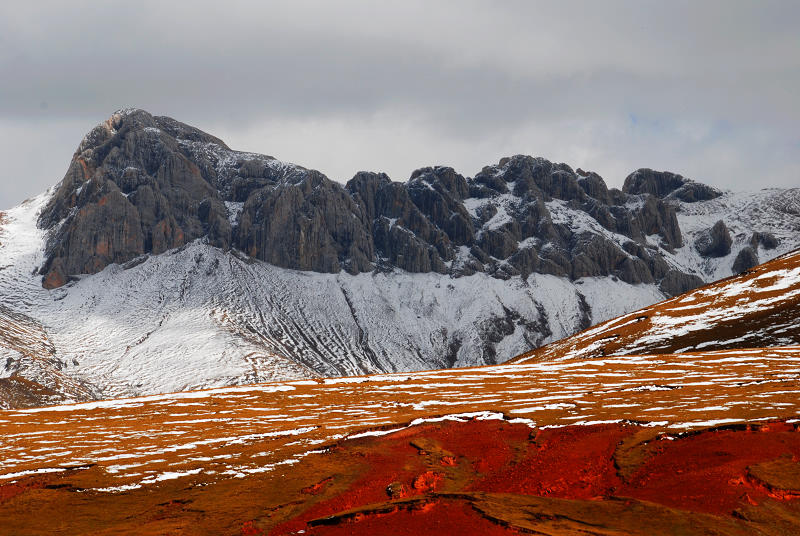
[0,478,48,504]
[241,521,266,536]
[2,343,800,535]
[617,422,800,515]
[472,423,633,499]
[307,500,516,536]
[411,471,443,493]
[270,420,530,535]
[302,477,334,495]
[269,418,800,535]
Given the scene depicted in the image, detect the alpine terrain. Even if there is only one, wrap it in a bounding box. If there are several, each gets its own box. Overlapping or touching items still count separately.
[1,108,800,408]
[0,248,799,534]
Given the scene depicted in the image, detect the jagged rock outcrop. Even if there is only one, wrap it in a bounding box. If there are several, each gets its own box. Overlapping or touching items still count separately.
[732,246,759,274]
[623,168,722,203]
[694,220,733,258]
[236,170,374,274]
[39,110,231,288]
[751,231,779,250]
[38,109,738,296]
[634,195,683,251]
[659,270,705,296]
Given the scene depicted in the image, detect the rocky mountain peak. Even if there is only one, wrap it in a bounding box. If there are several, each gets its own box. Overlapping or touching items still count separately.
[36,110,742,295]
[623,168,722,203]
[37,110,236,287]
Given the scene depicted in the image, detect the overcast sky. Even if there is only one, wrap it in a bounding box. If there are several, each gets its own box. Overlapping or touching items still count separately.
[1,1,798,209]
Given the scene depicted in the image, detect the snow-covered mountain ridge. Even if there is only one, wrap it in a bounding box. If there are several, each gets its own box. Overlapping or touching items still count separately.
[35,109,767,295]
[514,247,800,364]
[1,109,799,407]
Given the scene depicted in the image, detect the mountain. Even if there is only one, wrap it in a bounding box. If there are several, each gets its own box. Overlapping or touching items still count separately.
[2,116,800,533]
[32,109,769,292]
[513,248,800,363]
[1,108,799,407]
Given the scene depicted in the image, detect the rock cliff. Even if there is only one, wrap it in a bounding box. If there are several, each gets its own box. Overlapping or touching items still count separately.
[37,109,735,296]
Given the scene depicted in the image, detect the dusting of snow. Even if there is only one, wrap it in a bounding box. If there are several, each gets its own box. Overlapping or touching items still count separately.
[1,181,799,405]
[2,344,797,491]
[0,194,670,400]
[224,201,244,226]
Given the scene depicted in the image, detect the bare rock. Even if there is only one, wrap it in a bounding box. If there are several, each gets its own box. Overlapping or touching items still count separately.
[346,171,391,223]
[635,195,683,250]
[694,220,732,258]
[38,109,230,286]
[570,234,627,279]
[36,111,729,296]
[407,167,474,245]
[576,170,612,205]
[750,231,779,250]
[236,171,374,274]
[623,168,721,202]
[659,270,704,296]
[732,246,759,274]
[479,229,519,260]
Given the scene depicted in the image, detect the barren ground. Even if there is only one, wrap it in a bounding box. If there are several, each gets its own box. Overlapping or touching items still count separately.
[1,345,799,534]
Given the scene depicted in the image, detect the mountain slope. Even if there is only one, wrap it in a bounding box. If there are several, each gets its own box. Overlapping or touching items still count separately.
[0,193,663,403]
[1,109,799,406]
[1,344,799,534]
[4,344,799,482]
[514,248,800,363]
[35,109,797,293]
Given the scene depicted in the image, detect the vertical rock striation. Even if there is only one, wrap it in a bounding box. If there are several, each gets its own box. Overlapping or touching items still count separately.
[36,109,729,297]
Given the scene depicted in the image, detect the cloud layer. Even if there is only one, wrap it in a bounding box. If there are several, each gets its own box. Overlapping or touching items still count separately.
[1,1,798,208]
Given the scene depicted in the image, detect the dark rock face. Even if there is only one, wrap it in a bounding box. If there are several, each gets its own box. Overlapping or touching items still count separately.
[348,174,454,273]
[694,220,733,258]
[39,110,230,288]
[635,195,683,251]
[236,171,374,274]
[659,270,704,296]
[751,231,779,250]
[623,169,722,203]
[732,246,760,274]
[37,109,742,297]
[576,170,612,205]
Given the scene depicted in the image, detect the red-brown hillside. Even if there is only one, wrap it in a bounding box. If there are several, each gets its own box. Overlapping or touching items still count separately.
[1,345,799,534]
[513,248,800,364]
[0,305,94,408]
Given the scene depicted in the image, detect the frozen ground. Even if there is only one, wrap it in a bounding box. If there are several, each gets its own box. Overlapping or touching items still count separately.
[1,187,799,402]
[1,345,798,491]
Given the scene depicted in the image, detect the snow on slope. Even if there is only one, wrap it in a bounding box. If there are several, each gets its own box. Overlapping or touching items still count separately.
[669,188,800,281]
[515,248,800,364]
[1,187,799,403]
[0,192,663,401]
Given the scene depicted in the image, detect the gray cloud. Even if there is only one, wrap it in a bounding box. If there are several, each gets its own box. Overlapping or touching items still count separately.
[1,0,798,208]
